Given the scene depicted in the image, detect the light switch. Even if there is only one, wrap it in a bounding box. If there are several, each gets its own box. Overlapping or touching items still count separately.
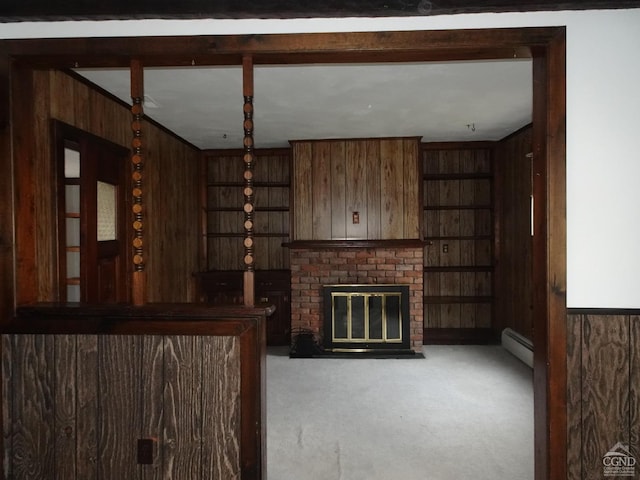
[352,211,360,224]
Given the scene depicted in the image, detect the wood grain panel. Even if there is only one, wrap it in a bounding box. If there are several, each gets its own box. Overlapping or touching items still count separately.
[201,336,241,479]
[403,138,420,238]
[365,140,381,239]
[163,336,203,479]
[380,139,403,239]
[630,315,640,469]
[330,141,346,239]
[292,142,313,240]
[345,141,367,239]
[2,334,12,479]
[54,335,77,477]
[566,313,582,480]
[11,335,55,478]
[97,335,140,479]
[311,142,332,239]
[141,335,165,480]
[76,335,99,480]
[581,315,629,480]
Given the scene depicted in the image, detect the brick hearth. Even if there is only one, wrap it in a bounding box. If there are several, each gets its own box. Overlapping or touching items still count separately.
[289,246,424,351]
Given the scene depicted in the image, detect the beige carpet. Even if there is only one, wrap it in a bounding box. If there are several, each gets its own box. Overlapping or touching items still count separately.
[266,345,534,480]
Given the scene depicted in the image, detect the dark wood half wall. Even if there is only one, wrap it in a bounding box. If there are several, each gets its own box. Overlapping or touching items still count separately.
[0,0,638,21]
[567,309,640,480]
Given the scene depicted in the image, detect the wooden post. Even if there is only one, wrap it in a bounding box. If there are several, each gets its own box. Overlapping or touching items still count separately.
[130,59,146,305]
[242,55,255,307]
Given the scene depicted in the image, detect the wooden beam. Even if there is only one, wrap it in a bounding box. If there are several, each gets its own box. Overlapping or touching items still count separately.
[242,54,255,307]
[0,0,637,22]
[130,59,146,305]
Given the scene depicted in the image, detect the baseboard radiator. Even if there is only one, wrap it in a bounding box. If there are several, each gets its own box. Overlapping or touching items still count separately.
[501,328,533,368]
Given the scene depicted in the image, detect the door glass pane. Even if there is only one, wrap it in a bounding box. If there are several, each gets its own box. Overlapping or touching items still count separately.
[64,148,80,178]
[97,181,117,241]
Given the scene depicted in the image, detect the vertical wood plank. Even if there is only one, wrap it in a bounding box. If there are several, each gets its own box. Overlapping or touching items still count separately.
[163,336,202,479]
[345,141,367,239]
[141,336,165,480]
[566,314,582,480]
[292,142,313,240]
[581,315,629,480]
[330,141,346,239]
[630,315,640,471]
[97,335,140,479]
[76,335,98,480]
[54,335,77,479]
[201,336,241,480]
[403,138,420,238]
[2,335,13,479]
[365,140,381,239]
[380,139,403,239]
[11,335,55,478]
[311,142,332,239]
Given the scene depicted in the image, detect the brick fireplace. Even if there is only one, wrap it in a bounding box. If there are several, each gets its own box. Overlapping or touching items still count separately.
[289,241,424,352]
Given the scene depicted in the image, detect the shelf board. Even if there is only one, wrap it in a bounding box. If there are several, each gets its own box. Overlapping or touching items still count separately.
[423,173,492,180]
[424,266,493,272]
[424,296,493,304]
[423,205,492,211]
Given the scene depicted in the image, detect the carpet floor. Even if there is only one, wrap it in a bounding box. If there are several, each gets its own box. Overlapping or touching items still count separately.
[266,345,534,480]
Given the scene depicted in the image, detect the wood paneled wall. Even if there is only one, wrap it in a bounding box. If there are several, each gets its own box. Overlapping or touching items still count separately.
[11,69,202,305]
[291,137,421,241]
[3,333,241,479]
[204,149,290,271]
[567,311,639,480]
[2,303,268,479]
[494,125,533,340]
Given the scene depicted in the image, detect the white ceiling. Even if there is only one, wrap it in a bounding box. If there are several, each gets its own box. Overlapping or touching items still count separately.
[77,58,532,150]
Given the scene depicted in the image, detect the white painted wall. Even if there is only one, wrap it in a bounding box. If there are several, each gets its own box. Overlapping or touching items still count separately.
[2,8,640,308]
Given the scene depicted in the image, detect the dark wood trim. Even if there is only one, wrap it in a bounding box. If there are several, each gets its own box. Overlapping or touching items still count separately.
[0,0,637,22]
[284,239,424,249]
[4,28,565,69]
[567,308,640,315]
[423,327,499,345]
[531,29,567,480]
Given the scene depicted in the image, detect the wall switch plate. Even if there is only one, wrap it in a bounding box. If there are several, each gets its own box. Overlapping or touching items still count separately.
[442,244,449,253]
[137,438,154,465]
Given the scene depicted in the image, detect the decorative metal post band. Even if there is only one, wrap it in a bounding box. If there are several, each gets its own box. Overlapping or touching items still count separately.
[131,96,144,272]
[243,95,255,272]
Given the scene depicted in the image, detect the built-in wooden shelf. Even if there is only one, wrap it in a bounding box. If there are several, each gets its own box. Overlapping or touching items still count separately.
[66,277,81,285]
[66,246,80,252]
[65,212,80,218]
[424,296,493,304]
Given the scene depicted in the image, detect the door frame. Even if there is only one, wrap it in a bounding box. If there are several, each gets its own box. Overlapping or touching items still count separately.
[0,27,566,480]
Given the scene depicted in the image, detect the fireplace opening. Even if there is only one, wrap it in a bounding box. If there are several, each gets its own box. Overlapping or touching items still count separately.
[323,284,411,353]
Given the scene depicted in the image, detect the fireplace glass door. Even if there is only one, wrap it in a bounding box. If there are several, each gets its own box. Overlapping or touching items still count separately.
[323,285,410,352]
